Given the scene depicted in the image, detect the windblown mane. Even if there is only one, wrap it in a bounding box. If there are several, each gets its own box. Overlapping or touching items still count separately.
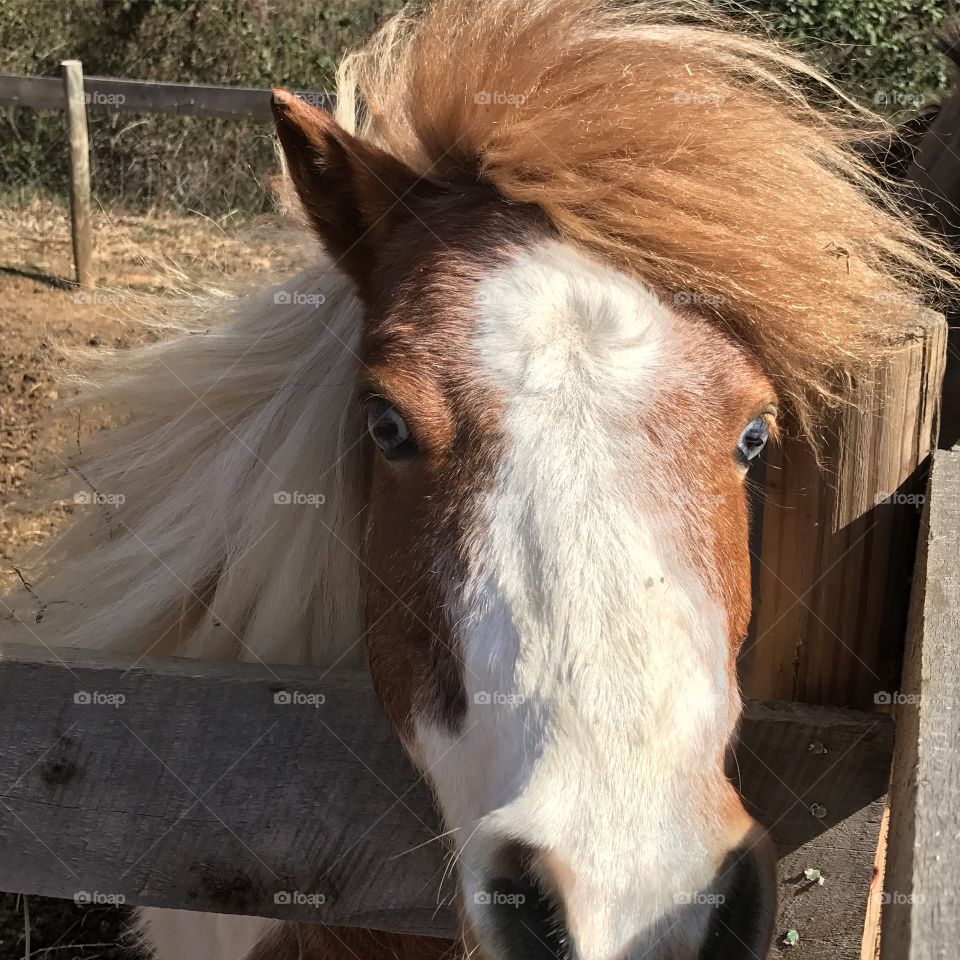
[340,0,953,438]
[2,0,953,660]
[2,265,367,665]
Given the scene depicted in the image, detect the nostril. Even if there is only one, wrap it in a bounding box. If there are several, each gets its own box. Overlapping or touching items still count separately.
[478,842,570,960]
[699,830,777,960]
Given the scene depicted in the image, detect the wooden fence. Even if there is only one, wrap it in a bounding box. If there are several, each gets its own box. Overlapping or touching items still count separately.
[0,64,330,288]
[0,645,898,954]
[882,447,960,958]
[1,64,958,960]
[0,397,954,960]
[0,72,331,120]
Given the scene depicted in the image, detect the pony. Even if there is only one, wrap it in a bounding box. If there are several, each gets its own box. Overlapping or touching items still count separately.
[2,0,951,958]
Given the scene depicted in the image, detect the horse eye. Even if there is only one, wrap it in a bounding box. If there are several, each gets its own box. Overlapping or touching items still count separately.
[366,399,416,460]
[736,417,769,466]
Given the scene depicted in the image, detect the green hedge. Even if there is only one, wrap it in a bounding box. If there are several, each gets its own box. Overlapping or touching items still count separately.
[740,0,950,112]
[0,0,950,216]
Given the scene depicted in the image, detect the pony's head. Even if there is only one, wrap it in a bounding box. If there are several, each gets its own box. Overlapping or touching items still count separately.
[265,1,947,955]
[274,86,777,958]
[10,2,949,959]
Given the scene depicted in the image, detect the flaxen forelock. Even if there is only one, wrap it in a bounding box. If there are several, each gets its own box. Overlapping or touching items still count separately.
[341,0,955,440]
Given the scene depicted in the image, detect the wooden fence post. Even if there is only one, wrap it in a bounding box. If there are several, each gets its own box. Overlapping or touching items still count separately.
[881,448,960,960]
[61,59,93,289]
[741,312,948,708]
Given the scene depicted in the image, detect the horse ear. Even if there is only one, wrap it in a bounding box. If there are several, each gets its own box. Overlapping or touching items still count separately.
[270,88,428,290]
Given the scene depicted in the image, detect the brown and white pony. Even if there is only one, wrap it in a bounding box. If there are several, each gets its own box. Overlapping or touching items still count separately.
[3,1,951,958]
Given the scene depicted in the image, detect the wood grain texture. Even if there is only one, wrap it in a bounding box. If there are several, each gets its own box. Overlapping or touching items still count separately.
[0,73,332,119]
[743,313,948,707]
[0,645,455,937]
[61,61,93,290]
[881,448,960,960]
[0,643,892,955]
[861,805,889,960]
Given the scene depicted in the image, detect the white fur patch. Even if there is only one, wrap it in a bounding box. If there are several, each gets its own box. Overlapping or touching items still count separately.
[416,242,741,960]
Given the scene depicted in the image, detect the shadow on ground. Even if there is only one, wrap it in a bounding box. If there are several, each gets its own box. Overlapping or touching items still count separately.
[0,893,130,959]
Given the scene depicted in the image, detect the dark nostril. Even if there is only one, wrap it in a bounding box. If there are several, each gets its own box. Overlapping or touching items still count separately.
[480,842,570,960]
[699,831,777,960]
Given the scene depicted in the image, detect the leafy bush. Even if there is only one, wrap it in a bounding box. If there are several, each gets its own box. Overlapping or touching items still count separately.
[738,0,950,113]
[0,0,404,214]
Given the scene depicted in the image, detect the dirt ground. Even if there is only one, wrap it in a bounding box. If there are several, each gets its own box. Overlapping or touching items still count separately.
[0,199,312,588]
[0,199,314,959]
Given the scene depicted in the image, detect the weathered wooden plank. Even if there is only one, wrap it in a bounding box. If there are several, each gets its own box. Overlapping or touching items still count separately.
[0,74,63,110]
[743,312,948,707]
[0,643,892,953]
[0,73,332,119]
[0,644,454,937]
[882,448,960,960]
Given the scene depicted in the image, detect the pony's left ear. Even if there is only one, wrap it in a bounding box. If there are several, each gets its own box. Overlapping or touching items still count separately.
[271,88,432,290]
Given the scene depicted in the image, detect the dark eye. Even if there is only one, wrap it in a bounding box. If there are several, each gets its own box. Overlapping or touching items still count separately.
[366,398,416,460]
[736,417,769,466]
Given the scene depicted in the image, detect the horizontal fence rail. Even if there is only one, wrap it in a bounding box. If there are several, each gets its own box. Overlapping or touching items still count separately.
[0,66,333,287]
[0,72,332,119]
[0,642,894,957]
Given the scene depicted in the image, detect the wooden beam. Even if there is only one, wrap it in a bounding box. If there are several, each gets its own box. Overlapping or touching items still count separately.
[61,61,93,290]
[0,643,891,955]
[0,74,64,110]
[0,73,332,119]
[743,312,948,707]
[881,448,960,960]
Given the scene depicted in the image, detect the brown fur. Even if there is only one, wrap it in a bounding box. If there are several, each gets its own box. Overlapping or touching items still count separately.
[358,189,547,738]
[16,3,946,958]
[270,61,782,957]
[276,98,774,741]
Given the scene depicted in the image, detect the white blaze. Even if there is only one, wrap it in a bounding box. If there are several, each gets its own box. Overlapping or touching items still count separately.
[416,242,742,959]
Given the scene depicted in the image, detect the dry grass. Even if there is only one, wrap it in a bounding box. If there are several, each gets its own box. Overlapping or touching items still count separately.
[0,199,316,594]
[0,197,314,289]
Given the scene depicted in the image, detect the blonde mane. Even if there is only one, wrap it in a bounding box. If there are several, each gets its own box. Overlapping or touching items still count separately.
[2,265,367,666]
[3,0,953,665]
